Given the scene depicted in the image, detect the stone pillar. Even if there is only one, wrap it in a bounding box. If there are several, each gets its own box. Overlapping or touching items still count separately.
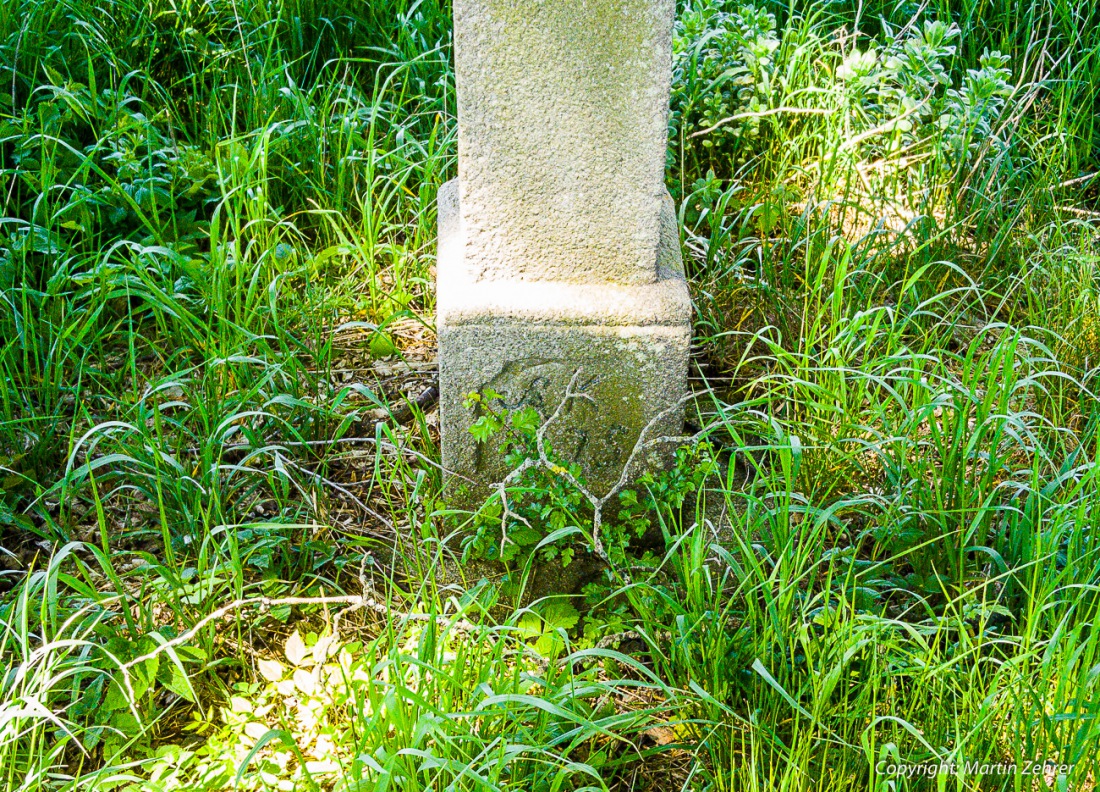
[438,0,691,500]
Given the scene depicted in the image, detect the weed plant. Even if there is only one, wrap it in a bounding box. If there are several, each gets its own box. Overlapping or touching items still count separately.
[1,0,1100,789]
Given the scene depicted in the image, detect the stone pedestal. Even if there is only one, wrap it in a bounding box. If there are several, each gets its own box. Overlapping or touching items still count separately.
[438,0,690,502]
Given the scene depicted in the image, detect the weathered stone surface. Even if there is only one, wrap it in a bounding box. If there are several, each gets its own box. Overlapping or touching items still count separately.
[438,0,689,509]
[453,0,674,284]
[437,180,690,502]
[436,180,689,328]
[439,324,690,499]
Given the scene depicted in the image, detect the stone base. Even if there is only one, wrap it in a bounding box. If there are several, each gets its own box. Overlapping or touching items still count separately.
[436,179,691,504]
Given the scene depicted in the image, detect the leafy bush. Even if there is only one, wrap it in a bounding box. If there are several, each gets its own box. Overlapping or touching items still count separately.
[670,0,781,171]
[671,4,1021,229]
[836,21,1015,178]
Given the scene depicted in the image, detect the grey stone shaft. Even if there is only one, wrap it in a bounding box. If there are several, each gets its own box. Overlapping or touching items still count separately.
[454,0,675,284]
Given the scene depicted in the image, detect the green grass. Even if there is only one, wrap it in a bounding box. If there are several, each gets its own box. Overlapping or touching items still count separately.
[2,0,1100,789]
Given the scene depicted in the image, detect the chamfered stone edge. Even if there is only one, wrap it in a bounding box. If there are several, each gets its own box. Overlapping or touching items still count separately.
[436,178,692,503]
[436,179,690,329]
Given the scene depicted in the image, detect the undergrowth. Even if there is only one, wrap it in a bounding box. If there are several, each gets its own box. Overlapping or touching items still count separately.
[2,0,1100,789]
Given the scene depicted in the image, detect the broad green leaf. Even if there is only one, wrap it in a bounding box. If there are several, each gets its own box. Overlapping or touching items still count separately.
[157,660,196,703]
[541,601,580,631]
[104,656,158,711]
[258,658,285,682]
[285,630,309,666]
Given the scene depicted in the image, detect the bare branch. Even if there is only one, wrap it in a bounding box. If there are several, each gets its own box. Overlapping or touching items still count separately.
[689,107,830,139]
[485,370,704,569]
[121,593,483,672]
